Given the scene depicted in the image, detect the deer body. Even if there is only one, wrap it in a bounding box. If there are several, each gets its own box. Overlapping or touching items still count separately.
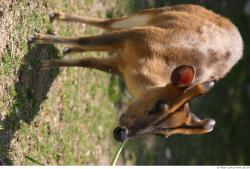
[116,5,243,97]
[29,4,243,141]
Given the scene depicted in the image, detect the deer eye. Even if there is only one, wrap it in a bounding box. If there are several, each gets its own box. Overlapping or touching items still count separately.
[147,100,166,116]
[154,100,165,112]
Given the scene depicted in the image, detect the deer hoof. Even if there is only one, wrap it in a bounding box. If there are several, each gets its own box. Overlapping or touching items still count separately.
[27,35,35,44]
[63,47,71,56]
[203,118,216,132]
[48,12,60,22]
[202,81,214,91]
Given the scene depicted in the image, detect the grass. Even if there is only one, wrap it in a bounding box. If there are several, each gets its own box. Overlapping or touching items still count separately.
[24,155,45,166]
[112,140,128,166]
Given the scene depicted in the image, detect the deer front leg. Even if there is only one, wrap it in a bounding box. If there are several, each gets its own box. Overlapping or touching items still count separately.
[28,31,127,52]
[41,57,121,75]
[169,81,215,113]
[159,122,215,138]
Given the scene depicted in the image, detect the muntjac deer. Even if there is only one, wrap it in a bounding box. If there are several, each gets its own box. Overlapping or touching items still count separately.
[28,4,243,142]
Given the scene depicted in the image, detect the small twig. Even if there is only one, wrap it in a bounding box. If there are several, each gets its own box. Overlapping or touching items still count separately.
[24,155,45,166]
[111,139,128,166]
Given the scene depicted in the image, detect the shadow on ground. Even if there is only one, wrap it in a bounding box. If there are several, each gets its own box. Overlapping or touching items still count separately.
[0,44,60,164]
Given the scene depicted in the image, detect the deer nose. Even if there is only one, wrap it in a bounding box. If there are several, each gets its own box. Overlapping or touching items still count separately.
[113,127,127,142]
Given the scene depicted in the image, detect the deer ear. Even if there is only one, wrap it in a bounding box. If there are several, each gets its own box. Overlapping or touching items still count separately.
[170,65,195,87]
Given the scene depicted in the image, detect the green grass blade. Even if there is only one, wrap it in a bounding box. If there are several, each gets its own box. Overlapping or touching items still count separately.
[111,139,128,166]
[24,155,45,166]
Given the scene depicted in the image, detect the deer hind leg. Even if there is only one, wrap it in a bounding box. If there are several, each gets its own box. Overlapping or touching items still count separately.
[49,12,115,30]
[27,31,127,52]
[48,11,154,30]
[41,57,121,75]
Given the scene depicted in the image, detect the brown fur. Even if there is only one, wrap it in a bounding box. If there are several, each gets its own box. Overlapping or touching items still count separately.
[28,4,243,140]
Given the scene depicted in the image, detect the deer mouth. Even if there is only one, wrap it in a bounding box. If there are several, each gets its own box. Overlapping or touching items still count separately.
[127,127,154,138]
[113,125,155,141]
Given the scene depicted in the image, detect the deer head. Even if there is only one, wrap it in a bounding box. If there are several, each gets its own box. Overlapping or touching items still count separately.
[113,65,216,141]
